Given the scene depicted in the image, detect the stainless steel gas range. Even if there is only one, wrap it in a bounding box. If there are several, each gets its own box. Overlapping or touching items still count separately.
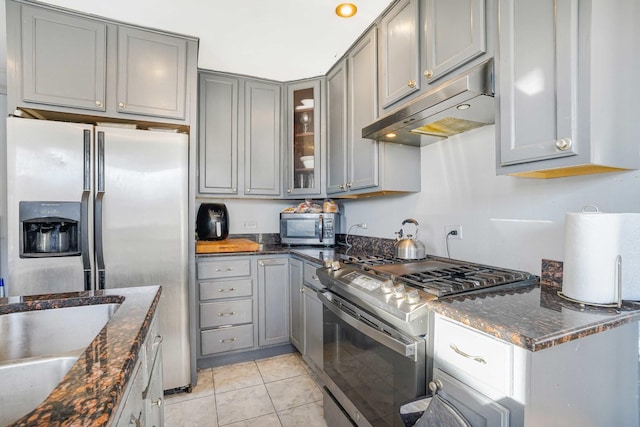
[317,253,537,427]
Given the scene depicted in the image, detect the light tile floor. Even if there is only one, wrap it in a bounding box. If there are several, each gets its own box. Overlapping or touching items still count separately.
[164,353,328,427]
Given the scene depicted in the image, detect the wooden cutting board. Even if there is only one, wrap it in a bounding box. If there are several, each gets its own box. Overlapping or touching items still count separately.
[196,238,260,254]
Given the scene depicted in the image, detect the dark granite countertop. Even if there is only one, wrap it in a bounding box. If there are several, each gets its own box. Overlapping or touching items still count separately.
[0,286,161,426]
[196,239,640,352]
[427,285,640,351]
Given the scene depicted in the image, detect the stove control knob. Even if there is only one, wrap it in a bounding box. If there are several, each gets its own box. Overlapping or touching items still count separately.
[380,280,394,293]
[324,259,333,269]
[392,284,406,298]
[405,289,421,304]
[330,261,342,271]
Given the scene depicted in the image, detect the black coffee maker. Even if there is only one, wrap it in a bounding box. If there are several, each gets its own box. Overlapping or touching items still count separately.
[196,203,229,240]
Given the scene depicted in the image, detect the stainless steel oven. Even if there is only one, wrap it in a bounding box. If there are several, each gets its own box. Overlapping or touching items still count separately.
[316,254,537,427]
[319,290,426,427]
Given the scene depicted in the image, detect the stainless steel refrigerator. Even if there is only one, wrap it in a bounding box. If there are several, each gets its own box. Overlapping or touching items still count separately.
[5,116,191,391]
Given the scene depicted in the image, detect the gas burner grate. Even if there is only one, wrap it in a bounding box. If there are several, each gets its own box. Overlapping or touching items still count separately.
[403,268,531,297]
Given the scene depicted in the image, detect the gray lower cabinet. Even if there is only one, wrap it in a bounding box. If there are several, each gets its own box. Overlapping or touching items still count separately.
[7,0,195,124]
[434,314,639,426]
[289,258,305,352]
[196,255,291,361]
[496,0,640,178]
[327,27,421,197]
[257,256,290,346]
[114,309,163,426]
[198,71,282,197]
[197,257,255,358]
[289,257,323,374]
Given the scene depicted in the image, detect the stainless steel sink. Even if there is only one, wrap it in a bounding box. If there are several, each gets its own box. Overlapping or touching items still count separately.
[0,303,121,424]
[0,303,120,361]
[0,355,79,425]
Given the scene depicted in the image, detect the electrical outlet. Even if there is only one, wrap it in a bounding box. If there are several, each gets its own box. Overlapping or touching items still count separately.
[445,225,462,240]
[244,220,257,229]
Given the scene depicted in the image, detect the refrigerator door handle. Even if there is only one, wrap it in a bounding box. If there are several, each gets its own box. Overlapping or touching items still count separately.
[95,131,106,289]
[81,130,92,291]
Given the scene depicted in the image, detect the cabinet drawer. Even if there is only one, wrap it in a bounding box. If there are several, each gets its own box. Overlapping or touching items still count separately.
[200,300,253,328]
[197,258,251,279]
[199,278,253,300]
[434,316,512,396]
[303,262,323,290]
[201,324,254,355]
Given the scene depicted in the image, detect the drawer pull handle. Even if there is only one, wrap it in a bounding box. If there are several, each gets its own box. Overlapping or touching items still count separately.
[220,337,237,343]
[215,267,233,272]
[218,288,236,292]
[152,397,162,407]
[450,344,487,364]
[218,311,236,317]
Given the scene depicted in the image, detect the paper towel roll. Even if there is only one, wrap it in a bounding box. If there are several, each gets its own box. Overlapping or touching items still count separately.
[563,212,640,304]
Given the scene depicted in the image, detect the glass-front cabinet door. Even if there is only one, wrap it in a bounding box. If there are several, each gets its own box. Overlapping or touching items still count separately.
[286,79,322,197]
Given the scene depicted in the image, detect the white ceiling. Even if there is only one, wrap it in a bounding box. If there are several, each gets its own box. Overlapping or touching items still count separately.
[28,0,393,81]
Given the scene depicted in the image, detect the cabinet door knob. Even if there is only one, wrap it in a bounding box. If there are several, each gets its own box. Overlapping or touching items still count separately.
[287,189,292,193]
[555,138,573,151]
[424,69,434,79]
[346,182,352,189]
[95,100,103,107]
[339,184,345,190]
[152,398,162,407]
[118,102,126,109]
[428,379,443,393]
[246,188,251,193]
[232,188,237,192]
[407,80,416,88]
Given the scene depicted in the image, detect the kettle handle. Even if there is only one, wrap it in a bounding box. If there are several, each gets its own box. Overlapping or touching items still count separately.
[401,218,419,239]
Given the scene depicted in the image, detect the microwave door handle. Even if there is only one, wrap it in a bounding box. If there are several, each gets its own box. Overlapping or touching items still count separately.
[318,291,417,360]
[318,214,323,243]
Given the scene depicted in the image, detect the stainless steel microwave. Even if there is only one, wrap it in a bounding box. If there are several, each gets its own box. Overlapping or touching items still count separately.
[280,212,339,246]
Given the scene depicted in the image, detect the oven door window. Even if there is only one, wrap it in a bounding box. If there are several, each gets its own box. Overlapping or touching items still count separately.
[323,304,425,427]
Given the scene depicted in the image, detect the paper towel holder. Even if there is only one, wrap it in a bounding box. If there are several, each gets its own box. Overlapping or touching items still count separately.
[557,254,623,308]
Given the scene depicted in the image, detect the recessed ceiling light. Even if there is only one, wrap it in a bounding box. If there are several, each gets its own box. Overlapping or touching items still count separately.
[336,3,358,18]
[386,133,396,138]
[456,104,471,110]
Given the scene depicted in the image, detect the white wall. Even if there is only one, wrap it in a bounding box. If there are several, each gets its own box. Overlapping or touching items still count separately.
[340,125,640,275]
[196,198,292,235]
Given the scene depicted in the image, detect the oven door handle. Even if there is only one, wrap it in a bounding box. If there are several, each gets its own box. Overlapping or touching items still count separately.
[319,291,418,361]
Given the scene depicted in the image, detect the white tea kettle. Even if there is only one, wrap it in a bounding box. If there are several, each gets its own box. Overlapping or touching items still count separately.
[395,218,426,260]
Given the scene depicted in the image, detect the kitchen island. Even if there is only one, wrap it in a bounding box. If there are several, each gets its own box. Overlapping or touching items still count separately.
[0,286,161,426]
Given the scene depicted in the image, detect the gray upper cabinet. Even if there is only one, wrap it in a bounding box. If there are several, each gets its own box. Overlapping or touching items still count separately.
[197,73,283,198]
[198,72,239,195]
[285,78,324,197]
[327,28,421,197]
[18,4,108,112]
[347,29,379,192]
[327,28,379,195]
[244,80,282,197]
[497,0,640,178]
[326,59,349,195]
[116,27,188,120]
[378,0,420,111]
[7,0,196,124]
[423,0,486,83]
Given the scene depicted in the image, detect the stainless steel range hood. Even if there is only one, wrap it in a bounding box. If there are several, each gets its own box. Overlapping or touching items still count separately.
[362,59,494,147]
